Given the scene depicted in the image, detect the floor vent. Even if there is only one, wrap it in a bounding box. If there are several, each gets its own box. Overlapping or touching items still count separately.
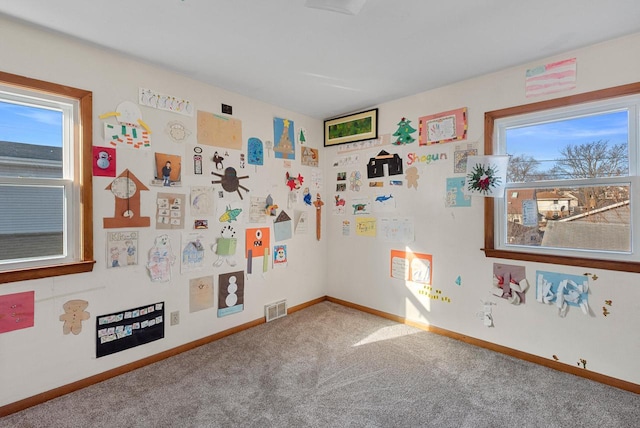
[265,300,287,322]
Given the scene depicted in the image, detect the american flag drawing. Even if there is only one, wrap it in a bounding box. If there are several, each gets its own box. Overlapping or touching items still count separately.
[525,58,577,98]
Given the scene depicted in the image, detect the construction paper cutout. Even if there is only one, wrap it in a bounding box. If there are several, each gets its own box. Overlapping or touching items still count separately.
[165,120,191,143]
[446,177,471,207]
[333,194,346,215]
[455,276,462,286]
[0,291,35,334]
[106,231,139,268]
[286,172,304,190]
[303,188,312,206]
[419,107,467,146]
[273,244,288,267]
[104,123,151,149]
[493,263,528,305]
[93,146,116,177]
[301,147,319,167]
[392,117,417,145]
[373,193,395,212]
[313,194,324,240]
[536,270,590,317]
[464,155,509,197]
[367,150,403,178]
[298,127,307,145]
[156,193,185,229]
[356,217,376,237]
[247,137,264,166]
[140,88,194,116]
[153,153,182,187]
[218,271,244,317]
[60,300,90,335]
[212,167,249,200]
[213,225,238,268]
[146,234,176,282]
[104,169,151,228]
[245,227,270,258]
[273,117,295,160]
[189,276,214,313]
[405,166,419,189]
[197,111,242,150]
[390,250,432,284]
[96,302,164,358]
[274,210,293,242]
[181,231,206,273]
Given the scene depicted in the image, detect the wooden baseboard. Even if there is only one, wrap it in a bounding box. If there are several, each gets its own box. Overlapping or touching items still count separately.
[0,296,327,417]
[326,296,640,395]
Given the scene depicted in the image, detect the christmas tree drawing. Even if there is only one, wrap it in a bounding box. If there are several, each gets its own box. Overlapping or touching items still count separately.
[273,118,295,160]
[392,117,417,145]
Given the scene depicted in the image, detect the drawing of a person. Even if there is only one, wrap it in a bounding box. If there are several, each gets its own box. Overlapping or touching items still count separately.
[110,247,120,267]
[125,240,136,265]
[162,161,172,186]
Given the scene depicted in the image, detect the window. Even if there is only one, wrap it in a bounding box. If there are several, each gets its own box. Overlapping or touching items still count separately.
[0,71,94,284]
[484,82,640,272]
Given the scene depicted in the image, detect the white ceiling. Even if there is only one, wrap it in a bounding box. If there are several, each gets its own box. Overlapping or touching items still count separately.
[2,0,640,119]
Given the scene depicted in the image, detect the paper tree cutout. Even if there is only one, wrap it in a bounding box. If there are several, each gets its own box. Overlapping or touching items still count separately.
[273,117,295,160]
[392,117,417,145]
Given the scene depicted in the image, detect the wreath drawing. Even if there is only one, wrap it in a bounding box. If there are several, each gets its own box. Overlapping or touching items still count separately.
[467,162,501,195]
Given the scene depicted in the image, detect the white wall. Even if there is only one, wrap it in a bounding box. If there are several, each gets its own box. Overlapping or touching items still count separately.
[0,17,327,406]
[326,33,640,385]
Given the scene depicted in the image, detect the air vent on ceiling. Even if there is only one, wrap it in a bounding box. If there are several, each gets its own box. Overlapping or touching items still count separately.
[265,299,287,322]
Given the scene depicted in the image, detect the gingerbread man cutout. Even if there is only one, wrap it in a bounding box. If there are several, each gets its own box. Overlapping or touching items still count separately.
[59,299,90,335]
[406,166,420,189]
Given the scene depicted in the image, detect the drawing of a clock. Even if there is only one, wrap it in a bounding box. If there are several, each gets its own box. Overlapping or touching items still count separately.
[111,176,137,199]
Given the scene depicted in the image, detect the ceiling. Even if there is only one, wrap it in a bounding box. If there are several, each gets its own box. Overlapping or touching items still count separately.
[2,1,640,120]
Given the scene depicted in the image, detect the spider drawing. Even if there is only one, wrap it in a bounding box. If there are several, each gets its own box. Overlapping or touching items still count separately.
[212,167,250,200]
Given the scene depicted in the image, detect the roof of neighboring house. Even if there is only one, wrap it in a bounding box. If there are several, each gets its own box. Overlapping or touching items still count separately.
[560,200,630,222]
[0,140,62,161]
[536,191,577,200]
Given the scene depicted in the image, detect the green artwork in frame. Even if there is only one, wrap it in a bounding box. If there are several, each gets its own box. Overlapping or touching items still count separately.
[324,108,378,147]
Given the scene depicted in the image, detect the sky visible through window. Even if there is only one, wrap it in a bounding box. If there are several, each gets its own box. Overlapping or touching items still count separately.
[0,100,63,147]
[505,110,629,175]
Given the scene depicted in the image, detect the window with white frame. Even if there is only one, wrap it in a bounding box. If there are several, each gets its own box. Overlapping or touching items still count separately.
[484,83,640,272]
[0,72,94,284]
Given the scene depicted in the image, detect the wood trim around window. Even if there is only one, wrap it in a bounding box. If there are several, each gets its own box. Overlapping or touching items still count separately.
[0,71,95,284]
[483,82,640,273]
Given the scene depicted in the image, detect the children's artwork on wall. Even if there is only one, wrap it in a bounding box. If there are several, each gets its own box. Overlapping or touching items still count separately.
[165,121,192,143]
[336,182,347,192]
[405,166,419,190]
[104,123,151,149]
[602,299,612,317]
[525,58,577,98]
[193,146,203,175]
[378,217,414,243]
[369,181,384,187]
[419,107,467,146]
[190,186,215,217]
[156,193,185,229]
[337,133,390,154]
[211,150,226,171]
[146,234,176,282]
[265,140,274,158]
[106,231,139,268]
[247,137,264,168]
[245,226,270,273]
[273,117,295,160]
[189,276,214,313]
[332,153,361,168]
[392,117,417,145]
[212,167,250,200]
[390,250,432,284]
[493,263,529,305]
[249,196,267,223]
[294,210,308,234]
[213,225,238,268]
[303,187,312,206]
[301,147,319,167]
[313,194,324,240]
[446,177,472,207]
[464,155,509,197]
[285,172,304,191]
[96,302,164,358]
[218,271,244,317]
[373,193,395,212]
[197,110,242,150]
[104,169,151,228]
[140,88,194,116]
[274,210,293,242]
[265,194,278,217]
[0,291,35,334]
[342,219,351,236]
[351,197,371,215]
[153,153,182,187]
[217,201,244,224]
[453,144,478,173]
[367,150,403,178]
[355,217,376,237]
[59,300,90,335]
[181,232,206,273]
[298,127,307,145]
[93,146,116,177]
[349,170,362,191]
[418,285,452,303]
[273,244,288,268]
[333,194,346,215]
[194,219,208,229]
[536,270,590,317]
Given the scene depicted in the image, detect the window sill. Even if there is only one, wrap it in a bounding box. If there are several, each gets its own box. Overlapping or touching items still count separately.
[482,248,640,273]
[0,260,95,285]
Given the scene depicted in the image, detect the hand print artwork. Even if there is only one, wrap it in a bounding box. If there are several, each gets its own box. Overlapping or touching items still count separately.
[463,155,509,197]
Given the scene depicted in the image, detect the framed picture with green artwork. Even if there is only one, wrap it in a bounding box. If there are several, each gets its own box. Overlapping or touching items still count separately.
[324,108,378,147]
